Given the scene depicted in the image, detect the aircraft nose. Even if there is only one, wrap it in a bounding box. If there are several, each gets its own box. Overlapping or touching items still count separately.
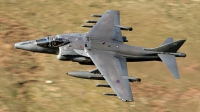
[14,42,21,49]
[14,41,36,51]
[14,42,23,49]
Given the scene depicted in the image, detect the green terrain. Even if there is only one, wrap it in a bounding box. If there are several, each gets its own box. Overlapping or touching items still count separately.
[0,0,200,112]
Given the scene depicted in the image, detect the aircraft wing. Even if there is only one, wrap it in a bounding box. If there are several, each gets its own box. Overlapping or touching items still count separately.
[86,10,123,42]
[85,48,133,101]
[83,10,133,101]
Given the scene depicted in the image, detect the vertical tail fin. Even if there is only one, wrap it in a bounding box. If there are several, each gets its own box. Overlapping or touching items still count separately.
[161,37,173,46]
[144,39,186,53]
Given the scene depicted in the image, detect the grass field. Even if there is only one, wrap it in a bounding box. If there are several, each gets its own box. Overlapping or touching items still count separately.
[0,0,200,112]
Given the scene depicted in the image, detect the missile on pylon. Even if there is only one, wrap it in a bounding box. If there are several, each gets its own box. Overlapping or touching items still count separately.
[115,25,133,31]
[85,20,97,23]
[96,84,111,88]
[81,25,93,28]
[91,14,102,17]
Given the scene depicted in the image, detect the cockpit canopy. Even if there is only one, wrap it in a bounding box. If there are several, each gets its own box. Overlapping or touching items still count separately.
[36,35,70,48]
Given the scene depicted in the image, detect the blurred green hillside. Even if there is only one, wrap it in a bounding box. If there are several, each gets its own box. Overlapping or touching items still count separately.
[0,0,200,112]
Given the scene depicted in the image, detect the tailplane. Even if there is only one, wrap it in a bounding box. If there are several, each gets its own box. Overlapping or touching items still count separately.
[158,54,179,79]
[144,38,186,79]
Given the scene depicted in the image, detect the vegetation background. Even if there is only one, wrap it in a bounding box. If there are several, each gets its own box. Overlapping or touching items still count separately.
[0,0,200,112]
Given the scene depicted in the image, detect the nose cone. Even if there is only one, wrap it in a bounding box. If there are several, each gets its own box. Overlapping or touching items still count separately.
[14,41,37,51]
[14,42,23,49]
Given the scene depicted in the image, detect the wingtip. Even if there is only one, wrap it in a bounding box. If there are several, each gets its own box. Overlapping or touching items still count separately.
[173,73,180,79]
[121,99,134,102]
[119,96,134,102]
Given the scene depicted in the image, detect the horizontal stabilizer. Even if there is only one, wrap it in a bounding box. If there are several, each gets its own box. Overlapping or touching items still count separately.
[158,54,180,79]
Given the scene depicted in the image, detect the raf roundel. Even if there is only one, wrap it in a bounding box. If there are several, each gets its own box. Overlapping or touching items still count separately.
[116,80,120,83]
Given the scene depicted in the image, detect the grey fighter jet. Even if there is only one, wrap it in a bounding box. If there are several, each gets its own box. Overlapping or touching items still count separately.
[14,10,186,102]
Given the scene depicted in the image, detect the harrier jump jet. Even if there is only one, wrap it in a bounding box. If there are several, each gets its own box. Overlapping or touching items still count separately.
[14,10,186,102]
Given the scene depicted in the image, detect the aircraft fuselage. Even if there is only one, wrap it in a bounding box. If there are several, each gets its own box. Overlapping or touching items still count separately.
[14,33,185,65]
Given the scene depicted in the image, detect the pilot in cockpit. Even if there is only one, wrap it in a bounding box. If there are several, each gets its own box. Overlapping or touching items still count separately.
[36,35,70,48]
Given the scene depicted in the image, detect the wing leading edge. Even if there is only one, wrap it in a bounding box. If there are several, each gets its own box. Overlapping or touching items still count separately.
[85,48,133,101]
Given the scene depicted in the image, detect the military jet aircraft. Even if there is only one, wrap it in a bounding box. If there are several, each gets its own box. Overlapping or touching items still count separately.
[14,10,186,102]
